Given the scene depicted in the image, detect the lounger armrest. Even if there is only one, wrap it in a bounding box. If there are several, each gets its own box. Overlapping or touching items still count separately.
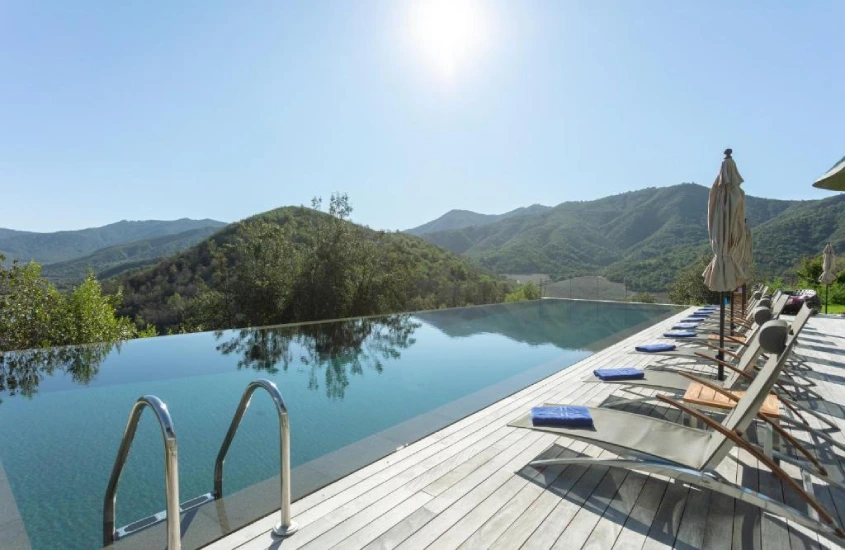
[724,334,747,347]
[656,395,840,531]
[694,352,753,382]
[702,342,741,361]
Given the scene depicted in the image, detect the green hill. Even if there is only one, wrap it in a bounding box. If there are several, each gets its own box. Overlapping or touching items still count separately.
[110,204,512,332]
[418,183,816,291]
[40,226,223,283]
[0,218,226,265]
[406,204,551,236]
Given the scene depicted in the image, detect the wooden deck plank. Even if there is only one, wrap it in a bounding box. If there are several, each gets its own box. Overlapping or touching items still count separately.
[204,308,845,550]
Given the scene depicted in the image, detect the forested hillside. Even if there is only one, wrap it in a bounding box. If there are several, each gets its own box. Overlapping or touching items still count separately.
[0,218,226,265]
[110,196,512,333]
[417,183,821,291]
[40,226,222,283]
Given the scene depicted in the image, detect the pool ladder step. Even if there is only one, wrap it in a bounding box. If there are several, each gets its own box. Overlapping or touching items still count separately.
[102,379,298,549]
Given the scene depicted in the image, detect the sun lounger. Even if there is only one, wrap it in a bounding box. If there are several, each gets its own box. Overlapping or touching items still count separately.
[584,306,845,485]
[511,331,845,542]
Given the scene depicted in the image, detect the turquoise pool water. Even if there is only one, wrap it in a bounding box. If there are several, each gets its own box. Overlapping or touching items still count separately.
[0,299,677,549]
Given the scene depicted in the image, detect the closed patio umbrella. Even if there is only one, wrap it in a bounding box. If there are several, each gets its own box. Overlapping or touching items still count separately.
[812,155,845,191]
[702,149,749,379]
[735,220,753,316]
[820,243,836,313]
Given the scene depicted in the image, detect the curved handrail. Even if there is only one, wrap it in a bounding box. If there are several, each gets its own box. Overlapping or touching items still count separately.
[214,379,298,537]
[103,395,181,549]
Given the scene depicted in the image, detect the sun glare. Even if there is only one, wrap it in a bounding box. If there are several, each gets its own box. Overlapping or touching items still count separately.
[407,0,490,82]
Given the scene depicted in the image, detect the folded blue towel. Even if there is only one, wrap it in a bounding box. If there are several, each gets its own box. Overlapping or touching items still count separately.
[664,330,697,338]
[531,406,593,428]
[593,367,645,381]
[681,318,704,323]
[673,323,700,329]
[636,343,677,352]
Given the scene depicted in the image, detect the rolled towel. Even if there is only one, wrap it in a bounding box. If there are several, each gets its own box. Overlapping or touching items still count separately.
[681,318,704,323]
[531,406,593,428]
[673,323,700,329]
[636,343,677,352]
[664,330,697,338]
[593,367,645,381]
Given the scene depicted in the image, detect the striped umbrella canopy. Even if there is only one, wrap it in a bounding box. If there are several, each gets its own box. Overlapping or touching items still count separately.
[703,151,749,291]
[820,243,837,285]
[812,155,845,191]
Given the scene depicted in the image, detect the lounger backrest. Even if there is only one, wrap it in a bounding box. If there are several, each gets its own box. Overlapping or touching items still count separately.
[726,302,811,389]
[702,332,797,468]
[771,294,788,318]
[788,304,813,337]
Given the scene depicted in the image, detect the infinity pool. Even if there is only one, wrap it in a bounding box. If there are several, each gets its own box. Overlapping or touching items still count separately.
[0,299,678,549]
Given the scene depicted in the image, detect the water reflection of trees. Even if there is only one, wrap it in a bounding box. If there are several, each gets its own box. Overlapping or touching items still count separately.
[215,315,420,399]
[0,342,117,404]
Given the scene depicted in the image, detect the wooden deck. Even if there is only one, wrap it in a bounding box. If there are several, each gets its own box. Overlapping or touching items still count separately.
[207,307,845,550]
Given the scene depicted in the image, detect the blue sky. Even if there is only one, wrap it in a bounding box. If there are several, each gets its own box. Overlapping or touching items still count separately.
[1,1,843,232]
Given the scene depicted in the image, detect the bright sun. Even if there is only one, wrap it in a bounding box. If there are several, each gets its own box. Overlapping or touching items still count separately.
[407,0,490,82]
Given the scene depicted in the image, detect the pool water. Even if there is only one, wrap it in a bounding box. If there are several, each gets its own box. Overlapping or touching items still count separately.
[0,299,677,549]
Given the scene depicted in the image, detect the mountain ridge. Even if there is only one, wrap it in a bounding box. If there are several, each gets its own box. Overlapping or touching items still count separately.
[412,183,830,291]
[40,226,224,283]
[406,203,552,235]
[0,218,227,265]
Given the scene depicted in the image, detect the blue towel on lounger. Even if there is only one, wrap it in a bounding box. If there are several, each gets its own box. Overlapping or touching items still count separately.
[636,343,676,352]
[531,406,593,428]
[673,323,700,329]
[681,318,704,323]
[664,330,697,338]
[593,368,644,381]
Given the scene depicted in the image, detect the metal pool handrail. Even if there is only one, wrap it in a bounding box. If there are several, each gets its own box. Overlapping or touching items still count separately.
[213,378,298,537]
[103,395,181,549]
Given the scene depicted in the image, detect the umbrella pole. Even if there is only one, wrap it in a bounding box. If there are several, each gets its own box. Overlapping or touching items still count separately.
[742,284,747,317]
[826,284,830,314]
[729,291,735,335]
[718,292,725,380]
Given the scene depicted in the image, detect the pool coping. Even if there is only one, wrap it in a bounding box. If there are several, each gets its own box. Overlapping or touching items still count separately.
[0,459,31,550]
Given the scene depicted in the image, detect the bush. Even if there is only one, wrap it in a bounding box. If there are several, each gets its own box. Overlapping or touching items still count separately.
[0,257,150,352]
[629,292,656,303]
[505,282,541,302]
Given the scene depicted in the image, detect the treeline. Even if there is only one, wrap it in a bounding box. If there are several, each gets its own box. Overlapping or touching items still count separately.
[0,256,152,352]
[111,195,516,333]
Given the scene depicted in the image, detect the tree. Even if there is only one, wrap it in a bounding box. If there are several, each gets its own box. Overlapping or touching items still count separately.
[505,282,541,302]
[668,255,721,305]
[0,255,150,352]
[795,256,823,289]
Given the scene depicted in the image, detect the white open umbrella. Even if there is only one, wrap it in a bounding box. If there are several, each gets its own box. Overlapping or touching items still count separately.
[812,156,845,191]
[820,243,836,313]
[702,149,749,379]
